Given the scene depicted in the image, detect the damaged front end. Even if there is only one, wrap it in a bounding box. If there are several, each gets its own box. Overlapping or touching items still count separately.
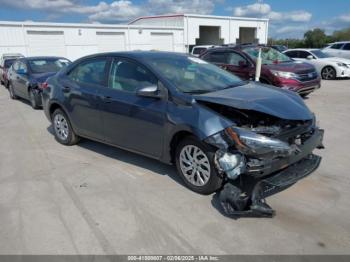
[204,107,324,218]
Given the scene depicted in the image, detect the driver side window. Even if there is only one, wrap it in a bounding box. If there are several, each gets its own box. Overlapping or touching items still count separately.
[227,52,248,66]
[108,59,157,93]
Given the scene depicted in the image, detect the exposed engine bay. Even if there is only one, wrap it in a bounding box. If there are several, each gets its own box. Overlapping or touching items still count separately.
[201,101,324,218]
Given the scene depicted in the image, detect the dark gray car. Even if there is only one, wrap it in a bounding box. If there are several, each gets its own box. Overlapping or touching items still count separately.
[42,51,324,217]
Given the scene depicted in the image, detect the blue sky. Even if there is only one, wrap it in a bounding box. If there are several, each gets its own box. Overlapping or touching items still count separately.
[0,0,349,38]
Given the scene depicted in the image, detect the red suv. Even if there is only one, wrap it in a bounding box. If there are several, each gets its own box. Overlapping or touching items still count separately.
[200,45,321,96]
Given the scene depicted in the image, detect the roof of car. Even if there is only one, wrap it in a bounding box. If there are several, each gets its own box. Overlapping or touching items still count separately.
[285,48,320,51]
[23,56,70,61]
[79,51,191,61]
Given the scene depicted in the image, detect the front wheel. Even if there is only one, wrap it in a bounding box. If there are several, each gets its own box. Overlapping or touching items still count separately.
[52,109,80,146]
[321,66,336,80]
[175,136,223,195]
[8,83,17,100]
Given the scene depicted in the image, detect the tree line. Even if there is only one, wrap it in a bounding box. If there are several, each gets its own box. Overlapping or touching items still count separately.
[268,28,350,49]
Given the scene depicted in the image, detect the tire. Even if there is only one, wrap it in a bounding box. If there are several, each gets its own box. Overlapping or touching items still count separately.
[52,108,80,146]
[28,88,40,109]
[8,82,17,100]
[321,66,336,80]
[175,136,223,195]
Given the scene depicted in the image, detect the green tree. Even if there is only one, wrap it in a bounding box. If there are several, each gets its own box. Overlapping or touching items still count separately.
[332,28,350,41]
[304,28,328,48]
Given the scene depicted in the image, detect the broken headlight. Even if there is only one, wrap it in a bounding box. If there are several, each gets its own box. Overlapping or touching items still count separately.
[225,126,293,156]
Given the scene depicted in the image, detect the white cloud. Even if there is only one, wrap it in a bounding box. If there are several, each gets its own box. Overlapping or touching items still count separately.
[233,3,312,23]
[0,0,218,22]
[275,25,307,34]
[148,0,216,15]
[340,13,350,22]
[233,3,271,17]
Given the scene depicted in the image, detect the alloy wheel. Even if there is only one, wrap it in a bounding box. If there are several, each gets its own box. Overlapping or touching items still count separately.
[322,67,335,80]
[179,145,211,186]
[54,113,69,141]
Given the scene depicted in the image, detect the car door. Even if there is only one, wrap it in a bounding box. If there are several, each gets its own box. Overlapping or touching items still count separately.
[100,57,166,158]
[340,43,350,59]
[15,61,30,98]
[326,43,344,57]
[62,57,109,140]
[203,50,253,79]
[225,51,254,80]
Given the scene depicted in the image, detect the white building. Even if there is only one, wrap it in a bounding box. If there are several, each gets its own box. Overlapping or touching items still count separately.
[0,14,268,61]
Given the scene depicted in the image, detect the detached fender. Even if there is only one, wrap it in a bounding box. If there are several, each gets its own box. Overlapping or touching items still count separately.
[160,99,233,163]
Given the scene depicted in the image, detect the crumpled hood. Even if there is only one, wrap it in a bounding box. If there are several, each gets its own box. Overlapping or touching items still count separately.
[193,82,313,121]
[32,72,57,83]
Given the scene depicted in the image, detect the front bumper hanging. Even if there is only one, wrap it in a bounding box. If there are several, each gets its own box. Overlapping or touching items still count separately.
[218,154,322,218]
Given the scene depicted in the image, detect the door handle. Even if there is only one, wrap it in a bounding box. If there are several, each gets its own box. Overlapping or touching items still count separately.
[101,95,112,103]
[62,86,71,93]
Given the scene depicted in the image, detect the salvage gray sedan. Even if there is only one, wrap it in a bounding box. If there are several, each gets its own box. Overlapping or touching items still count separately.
[41,51,324,217]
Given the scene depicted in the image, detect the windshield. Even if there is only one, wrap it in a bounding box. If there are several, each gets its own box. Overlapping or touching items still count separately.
[244,46,292,64]
[149,55,244,94]
[28,58,71,73]
[311,49,332,58]
[4,59,16,68]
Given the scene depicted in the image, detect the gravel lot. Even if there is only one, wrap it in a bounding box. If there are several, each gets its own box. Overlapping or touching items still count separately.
[0,80,349,255]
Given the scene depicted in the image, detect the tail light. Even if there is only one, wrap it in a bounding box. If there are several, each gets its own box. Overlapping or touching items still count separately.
[39,82,48,90]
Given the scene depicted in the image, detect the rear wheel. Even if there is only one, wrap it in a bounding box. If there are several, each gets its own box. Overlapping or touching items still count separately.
[52,109,80,145]
[321,66,336,80]
[29,88,40,109]
[175,136,223,195]
[8,83,17,100]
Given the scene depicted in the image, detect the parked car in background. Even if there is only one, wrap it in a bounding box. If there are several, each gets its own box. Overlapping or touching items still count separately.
[42,51,324,216]
[0,53,24,87]
[191,45,217,57]
[284,48,350,80]
[200,45,321,97]
[8,56,71,109]
[271,45,288,53]
[323,41,350,59]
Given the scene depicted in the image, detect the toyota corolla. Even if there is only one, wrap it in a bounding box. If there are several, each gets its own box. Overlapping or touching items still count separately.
[41,51,324,217]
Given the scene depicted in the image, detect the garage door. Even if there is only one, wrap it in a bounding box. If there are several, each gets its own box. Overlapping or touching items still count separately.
[151,33,174,51]
[96,32,126,52]
[27,30,66,57]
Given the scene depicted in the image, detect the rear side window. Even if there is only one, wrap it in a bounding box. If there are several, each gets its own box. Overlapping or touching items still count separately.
[68,58,107,86]
[204,52,228,64]
[331,43,344,49]
[298,51,312,59]
[108,59,157,93]
[4,59,16,68]
[343,43,350,50]
[192,48,207,55]
[284,51,298,58]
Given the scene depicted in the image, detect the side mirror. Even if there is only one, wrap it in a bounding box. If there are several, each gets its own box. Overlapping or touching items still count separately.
[239,60,248,67]
[306,55,314,60]
[17,68,27,75]
[137,85,161,98]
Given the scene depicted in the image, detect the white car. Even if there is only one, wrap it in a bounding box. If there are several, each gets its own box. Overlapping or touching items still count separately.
[322,42,350,59]
[284,49,350,80]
